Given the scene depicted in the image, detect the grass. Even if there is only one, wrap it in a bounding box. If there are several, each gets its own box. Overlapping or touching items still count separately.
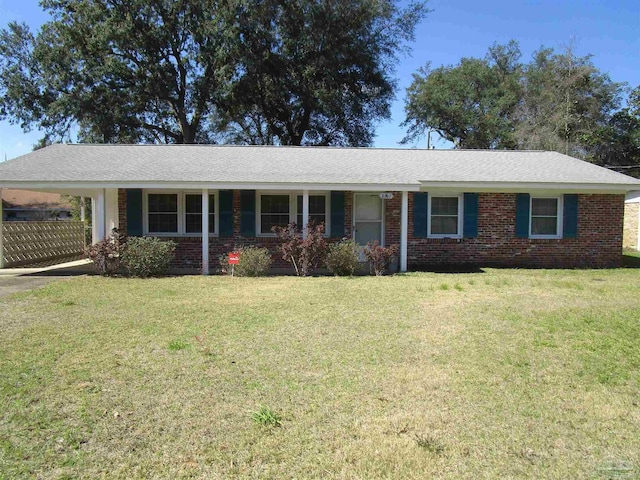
[251,406,282,428]
[0,268,639,479]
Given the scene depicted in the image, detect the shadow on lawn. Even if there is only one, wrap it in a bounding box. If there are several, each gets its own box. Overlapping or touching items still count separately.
[622,253,640,268]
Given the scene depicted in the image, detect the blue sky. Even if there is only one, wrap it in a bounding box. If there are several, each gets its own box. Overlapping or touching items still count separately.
[0,0,638,160]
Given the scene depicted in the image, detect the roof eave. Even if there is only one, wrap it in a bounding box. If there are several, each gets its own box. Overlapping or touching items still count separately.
[0,180,422,192]
[418,181,640,194]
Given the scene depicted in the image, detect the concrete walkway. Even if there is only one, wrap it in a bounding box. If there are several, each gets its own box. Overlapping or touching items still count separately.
[0,259,94,299]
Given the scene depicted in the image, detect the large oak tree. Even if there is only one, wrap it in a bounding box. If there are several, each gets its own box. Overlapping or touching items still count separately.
[402,42,633,172]
[0,0,427,146]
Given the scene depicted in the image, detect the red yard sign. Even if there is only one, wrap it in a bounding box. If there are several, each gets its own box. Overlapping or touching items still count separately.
[228,252,240,265]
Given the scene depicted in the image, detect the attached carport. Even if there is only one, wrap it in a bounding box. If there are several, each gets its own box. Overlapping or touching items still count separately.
[0,186,116,269]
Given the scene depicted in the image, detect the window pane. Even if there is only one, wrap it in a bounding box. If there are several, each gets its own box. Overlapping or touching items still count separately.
[148,194,177,213]
[296,214,326,228]
[185,214,202,233]
[532,198,557,216]
[184,195,215,233]
[148,193,178,233]
[149,213,178,233]
[261,214,290,233]
[310,195,326,214]
[185,194,202,214]
[531,217,557,235]
[262,195,289,214]
[431,216,458,235]
[432,197,458,216]
[261,195,290,232]
[296,195,326,228]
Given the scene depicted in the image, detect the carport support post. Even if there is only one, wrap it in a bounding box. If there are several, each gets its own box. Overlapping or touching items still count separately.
[0,188,4,269]
[91,191,106,244]
[80,198,85,222]
[202,189,209,275]
[302,190,309,239]
[97,190,106,240]
[400,190,408,272]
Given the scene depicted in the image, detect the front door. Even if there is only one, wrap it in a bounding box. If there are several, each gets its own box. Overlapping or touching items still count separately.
[353,193,384,248]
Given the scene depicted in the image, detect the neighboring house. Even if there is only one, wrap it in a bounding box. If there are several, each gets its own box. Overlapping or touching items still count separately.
[624,192,640,251]
[1,189,73,221]
[0,144,639,273]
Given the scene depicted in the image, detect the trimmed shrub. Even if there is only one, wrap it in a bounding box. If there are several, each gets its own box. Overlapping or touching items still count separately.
[86,228,127,275]
[233,246,272,277]
[272,222,327,276]
[364,241,399,276]
[121,237,176,278]
[326,239,360,276]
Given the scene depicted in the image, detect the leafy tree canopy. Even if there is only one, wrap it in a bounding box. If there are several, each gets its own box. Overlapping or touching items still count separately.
[403,40,522,149]
[0,0,428,146]
[403,41,638,176]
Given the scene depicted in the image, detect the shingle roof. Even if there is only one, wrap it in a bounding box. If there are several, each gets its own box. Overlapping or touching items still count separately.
[0,144,638,189]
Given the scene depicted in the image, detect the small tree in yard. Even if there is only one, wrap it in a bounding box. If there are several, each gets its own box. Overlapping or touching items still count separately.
[364,241,399,276]
[272,222,327,276]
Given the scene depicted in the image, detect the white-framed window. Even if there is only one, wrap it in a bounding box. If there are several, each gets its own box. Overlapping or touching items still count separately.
[297,194,328,228]
[147,192,179,234]
[143,190,218,236]
[530,196,562,239]
[428,194,463,238]
[257,192,329,236]
[184,193,216,234]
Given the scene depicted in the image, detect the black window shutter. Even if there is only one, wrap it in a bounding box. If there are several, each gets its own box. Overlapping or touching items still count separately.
[413,192,428,238]
[515,193,530,238]
[126,189,143,236]
[240,190,256,237]
[330,191,345,238]
[563,194,578,238]
[463,193,479,238]
[219,190,234,237]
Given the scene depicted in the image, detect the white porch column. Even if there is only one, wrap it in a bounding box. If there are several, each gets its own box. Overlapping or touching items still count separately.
[91,197,98,243]
[96,189,106,241]
[80,198,86,222]
[302,190,309,238]
[0,188,4,269]
[400,190,408,272]
[104,188,119,232]
[202,189,209,275]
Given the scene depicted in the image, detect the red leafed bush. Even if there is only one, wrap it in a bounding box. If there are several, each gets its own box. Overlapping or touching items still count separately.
[272,222,327,276]
[363,241,398,276]
[85,228,127,275]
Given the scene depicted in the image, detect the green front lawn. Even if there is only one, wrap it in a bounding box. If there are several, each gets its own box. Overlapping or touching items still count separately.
[1,269,639,479]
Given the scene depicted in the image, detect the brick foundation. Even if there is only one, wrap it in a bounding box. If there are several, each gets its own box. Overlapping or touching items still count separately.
[118,189,624,271]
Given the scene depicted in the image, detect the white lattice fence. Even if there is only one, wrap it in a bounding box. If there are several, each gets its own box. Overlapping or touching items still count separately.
[2,221,85,267]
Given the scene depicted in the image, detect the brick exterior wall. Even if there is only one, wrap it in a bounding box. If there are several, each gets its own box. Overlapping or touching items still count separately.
[118,189,353,271]
[384,192,402,248]
[408,192,624,268]
[117,189,624,271]
[623,202,639,250]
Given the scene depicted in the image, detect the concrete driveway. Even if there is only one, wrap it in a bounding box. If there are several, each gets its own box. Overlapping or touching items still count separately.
[0,260,94,299]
